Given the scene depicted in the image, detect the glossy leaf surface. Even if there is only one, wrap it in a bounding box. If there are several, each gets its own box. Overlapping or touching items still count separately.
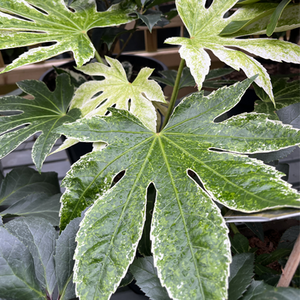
[253,78,300,121]
[165,0,300,103]
[58,78,300,299]
[0,74,81,171]
[5,218,58,296]
[0,0,135,73]
[0,193,61,225]
[0,225,44,300]
[0,216,81,300]
[228,253,254,300]
[0,167,60,206]
[242,280,300,299]
[55,216,82,300]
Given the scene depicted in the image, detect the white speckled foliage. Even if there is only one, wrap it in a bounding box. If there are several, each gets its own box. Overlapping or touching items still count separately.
[0,0,135,73]
[165,0,300,104]
[57,78,300,300]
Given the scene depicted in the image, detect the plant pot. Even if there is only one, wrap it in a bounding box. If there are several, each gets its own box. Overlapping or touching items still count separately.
[40,55,168,164]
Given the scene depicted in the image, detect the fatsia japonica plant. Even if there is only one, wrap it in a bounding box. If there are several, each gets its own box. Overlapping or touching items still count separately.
[0,0,300,299]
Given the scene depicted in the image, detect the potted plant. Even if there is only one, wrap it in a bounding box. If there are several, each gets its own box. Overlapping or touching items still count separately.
[0,0,300,299]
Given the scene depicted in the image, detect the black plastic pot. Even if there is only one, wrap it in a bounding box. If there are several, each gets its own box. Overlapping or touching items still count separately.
[40,55,168,164]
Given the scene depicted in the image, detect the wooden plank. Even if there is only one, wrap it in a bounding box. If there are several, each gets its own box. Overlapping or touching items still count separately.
[144,29,158,52]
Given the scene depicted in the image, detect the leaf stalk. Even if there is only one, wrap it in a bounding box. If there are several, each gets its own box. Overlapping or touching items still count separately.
[162,58,185,129]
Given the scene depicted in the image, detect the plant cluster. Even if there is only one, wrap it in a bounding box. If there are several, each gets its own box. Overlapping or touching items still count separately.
[0,0,299,299]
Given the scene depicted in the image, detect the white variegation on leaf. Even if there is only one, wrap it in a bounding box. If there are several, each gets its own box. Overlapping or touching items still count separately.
[165,0,300,104]
[55,56,165,152]
[0,0,136,73]
[57,78,300,300]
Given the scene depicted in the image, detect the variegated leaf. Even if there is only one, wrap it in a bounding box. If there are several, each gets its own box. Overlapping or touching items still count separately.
[165,0,300,103]
[0,0,136,73]
[57,78,300,300]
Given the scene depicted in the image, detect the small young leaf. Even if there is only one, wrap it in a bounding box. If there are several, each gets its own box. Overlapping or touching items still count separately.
[0,74,81,171]
[0,0,136,73]
[0,226,45,300]
[5,217,58,296]
[130,256,172,300]
[228,253,254,300]
[0,167,60,207]
[136,10,163,32]
[55,216,82,300]
[70,56,166,132]
[242,280,300,299]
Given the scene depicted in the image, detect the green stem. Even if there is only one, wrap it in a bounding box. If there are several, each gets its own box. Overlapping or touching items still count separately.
[229,223,240,235]
[162,58,185,129]
[94,49,106,64]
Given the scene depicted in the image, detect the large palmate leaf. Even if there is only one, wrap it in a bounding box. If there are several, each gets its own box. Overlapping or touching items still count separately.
[58,78,300,300]
[0,0,136,73]
[0,74,81,171]
[165,0,300,103]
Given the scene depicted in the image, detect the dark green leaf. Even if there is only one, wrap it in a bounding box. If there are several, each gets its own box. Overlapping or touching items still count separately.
[228,253,254,300]
[119,271,134,287]
[101,27,131,50]
[5,217,58,296]
[136,10,163,32]
[130,256,172,300]
[277,103,300,129]
[266,0,292,36]
[152,67,235,90]
[255,264,279,277]
[278,225,300,250]
[55,216,82,300]
[253,78,300,121]
[0,226,44,300]
[0,74,81,171]
[0,193,61,225]
[242,280,300,299]
[0,167,60,207]
[57,78,300,299]
[256,248,291,266]
[245,223,264,242]
[230,233,250,254]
